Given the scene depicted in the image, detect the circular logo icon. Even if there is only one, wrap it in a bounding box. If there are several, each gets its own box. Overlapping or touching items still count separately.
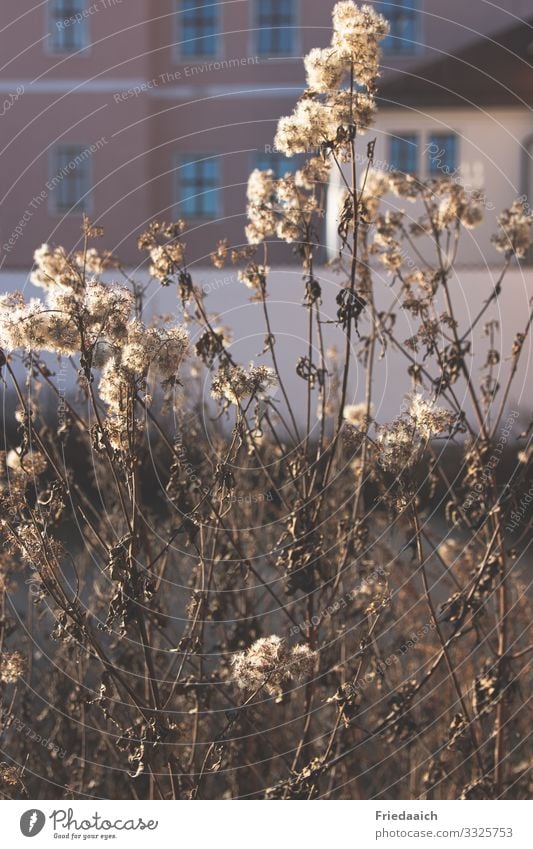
[20,810,46,837]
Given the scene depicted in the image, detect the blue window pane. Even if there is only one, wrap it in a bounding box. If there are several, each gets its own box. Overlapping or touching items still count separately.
[389,134,418,174]
[51,145,91,213]
[253,152,298,177]
[180,0,219,57]
[256,0,296,56]
[427,134,458,177]
[378,1,419,55]
[178,156,220,218]
[50,0,87,52]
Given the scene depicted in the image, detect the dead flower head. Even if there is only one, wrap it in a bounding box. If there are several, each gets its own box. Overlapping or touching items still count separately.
[232,635,316,697]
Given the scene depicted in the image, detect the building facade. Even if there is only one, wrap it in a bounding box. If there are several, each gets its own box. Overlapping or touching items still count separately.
[0,0,531,269]
[329,15,533,265]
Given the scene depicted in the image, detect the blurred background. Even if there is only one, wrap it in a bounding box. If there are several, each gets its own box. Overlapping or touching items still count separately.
[0,1,531,419]
[0,0,532,268]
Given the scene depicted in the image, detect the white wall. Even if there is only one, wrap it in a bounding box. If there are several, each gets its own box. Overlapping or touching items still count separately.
[3,263,531,429]
[328,108,533,267]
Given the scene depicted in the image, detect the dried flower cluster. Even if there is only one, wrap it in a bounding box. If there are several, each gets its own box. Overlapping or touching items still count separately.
[491,199,533,257]
[211,362,277,406]
[274,2,388,157]
[0,242,189,451]
[245,158,329,247]
[343,401,373,428]
[361,174,486,274]
[232,636,316,696]
[0,650,26,684]
[376,393,458,474]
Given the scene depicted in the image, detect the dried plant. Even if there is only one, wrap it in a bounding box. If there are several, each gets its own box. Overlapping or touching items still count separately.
[0,2,531,801]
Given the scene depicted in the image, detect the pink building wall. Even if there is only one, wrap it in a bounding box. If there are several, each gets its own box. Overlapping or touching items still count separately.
[0,0,530,268]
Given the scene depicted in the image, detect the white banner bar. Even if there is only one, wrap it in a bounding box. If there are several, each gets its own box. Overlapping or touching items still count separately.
[2,799,531,848]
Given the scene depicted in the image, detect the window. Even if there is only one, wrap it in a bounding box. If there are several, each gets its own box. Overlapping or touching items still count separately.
[254,151,298,177]
[255,0,296,57]
[377,1,419,55]
[49,0,88,53]
[389,133,418,174]
[50,145,91,214]
[177,155,221,218]
[427,133,458,177]
[178,0,219,58]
